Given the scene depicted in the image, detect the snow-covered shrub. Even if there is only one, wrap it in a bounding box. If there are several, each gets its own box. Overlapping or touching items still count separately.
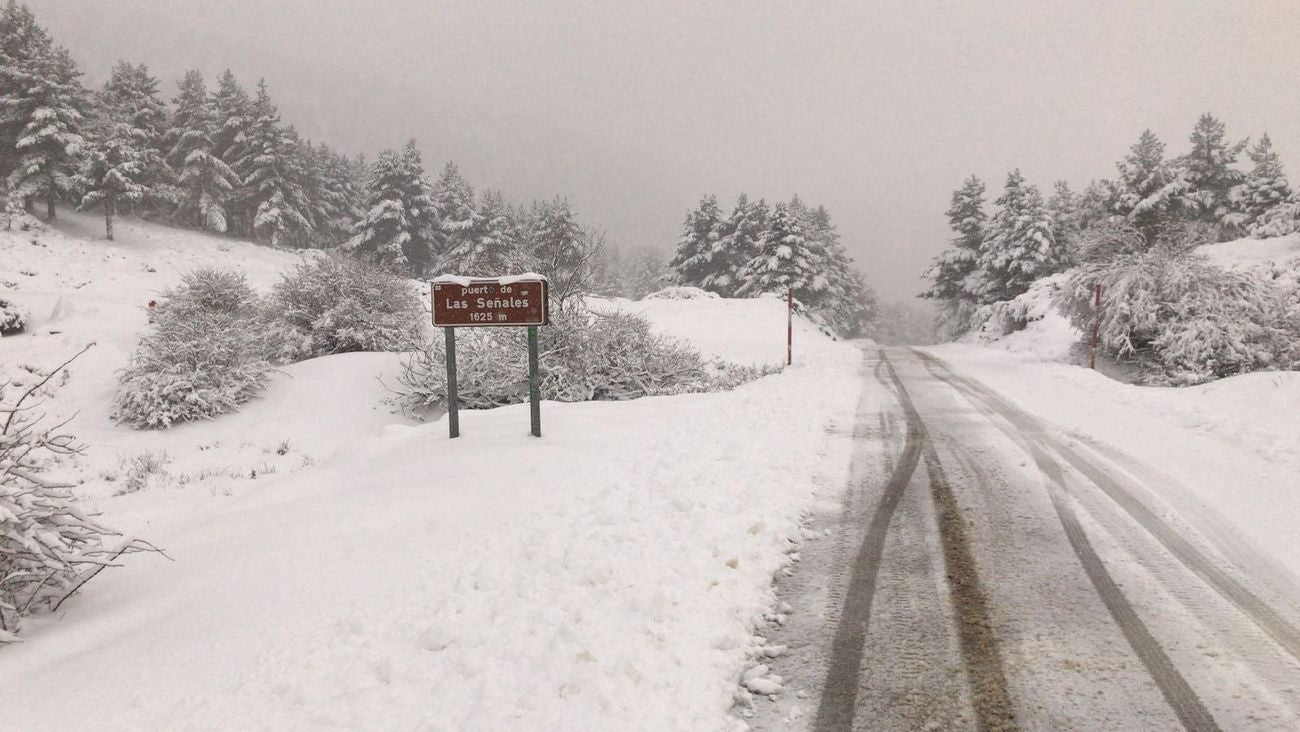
[118,451,172,495]
[1058,225,1296,384]
[267,254,423,361]
[1253,198,1300,238]
[968,274,1067,340]
[114,268,270,428]
[0,297,29,335]
[2,351,156,639]
[643,286,721,301]
[397,304,775,411]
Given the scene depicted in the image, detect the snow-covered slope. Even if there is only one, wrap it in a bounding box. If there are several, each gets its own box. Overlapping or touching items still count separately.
[1197,232,1300,268]
[2,213,866,730]
[928,345,1300,597]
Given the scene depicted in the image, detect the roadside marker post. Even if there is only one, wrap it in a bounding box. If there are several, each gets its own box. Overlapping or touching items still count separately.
[787,287,793,367]
[1090,283,1103,370]
[431,276,550,439]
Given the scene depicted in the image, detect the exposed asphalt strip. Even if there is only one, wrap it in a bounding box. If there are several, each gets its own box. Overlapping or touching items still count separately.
[911,350,1222,732]
[813,350,1015,732]
[914,349,1300,666]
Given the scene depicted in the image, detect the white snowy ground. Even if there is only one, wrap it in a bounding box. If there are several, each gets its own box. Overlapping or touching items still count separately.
[2,212,864,730]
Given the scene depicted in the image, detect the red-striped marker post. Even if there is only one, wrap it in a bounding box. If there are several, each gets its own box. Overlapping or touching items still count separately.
[787,287,793,367]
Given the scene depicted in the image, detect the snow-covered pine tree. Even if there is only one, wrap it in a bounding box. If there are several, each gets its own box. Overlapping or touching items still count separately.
[708,193,766,297]
[301,141,361,248]
[210,69,252,233]
[1110,130,1188,244]
[526,196,598,303]
[76,124,145,240]
[1253,191,1300,238]
[0,24,86,221]
[95,61,171,213]
[434,188,526,276]
[1178,113,1247,236]
[164,70,239,232]
[976,169,1057,303]
[235,81,311,247]
[921,175,986,332]
[1046,180,1080,268]
[736,200,830,306]
[344,140,437,274]
[1229,134,1292,236]
[1,2,53,188]
[1076,179,1114,231]
[667,194,725,290]
[429,161,482,273]
[623,245,667,299]
[810,205,876,336]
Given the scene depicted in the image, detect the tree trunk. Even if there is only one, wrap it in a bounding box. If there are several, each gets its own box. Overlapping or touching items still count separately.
[46,174,56,220]
[105,192,115,241]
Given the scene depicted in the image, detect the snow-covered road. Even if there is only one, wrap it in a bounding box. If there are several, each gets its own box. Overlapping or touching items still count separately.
[751,348,1300,731]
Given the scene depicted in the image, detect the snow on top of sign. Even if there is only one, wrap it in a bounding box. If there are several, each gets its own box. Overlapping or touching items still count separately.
[431,272,548,286]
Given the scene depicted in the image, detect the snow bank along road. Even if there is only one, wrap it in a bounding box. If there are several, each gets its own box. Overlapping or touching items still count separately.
[750,348,1300,731]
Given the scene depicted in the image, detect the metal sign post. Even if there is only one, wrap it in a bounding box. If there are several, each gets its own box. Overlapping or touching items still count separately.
[527,326,541,437]
[432,276,549,439]
[445,326,459,438]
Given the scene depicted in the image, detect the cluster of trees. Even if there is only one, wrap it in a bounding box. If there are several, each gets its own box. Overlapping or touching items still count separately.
[343,142,635,300]
[1,4,664,302]
[923,113,1300,335]
[668,193,877,336]
[0,3,362,246]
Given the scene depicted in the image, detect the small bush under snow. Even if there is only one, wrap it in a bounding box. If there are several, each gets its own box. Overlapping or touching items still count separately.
[3,350,157,640]
[114,268,271,428]
[397,304,775,411]
[1,298,28,335]
[266,255,423,362]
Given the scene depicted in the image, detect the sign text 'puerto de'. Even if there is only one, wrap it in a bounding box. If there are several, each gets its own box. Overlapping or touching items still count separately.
[432,275,550,439]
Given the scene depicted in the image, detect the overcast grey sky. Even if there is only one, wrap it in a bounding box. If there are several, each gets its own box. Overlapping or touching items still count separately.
[29,0,1300,302]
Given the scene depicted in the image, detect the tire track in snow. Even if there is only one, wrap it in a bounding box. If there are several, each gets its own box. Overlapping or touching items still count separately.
[912,350,1221,732]
[815,351,1016,732]
[915,349,1300,666]
[811,352,924,731]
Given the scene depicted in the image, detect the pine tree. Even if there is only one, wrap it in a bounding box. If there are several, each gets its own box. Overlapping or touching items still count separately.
[435,188,527,276]
[527,197,598,303]
[623,245,667,299]
[300,141,360,248]
[1076,179,1113,231]
[0,7,86,222]
[345,140,437,273]
[1046,180,1080,268]
[667,194,725,290]
[95,61,171,213]
[976,170,1057,303]
[430,161,482,270]
[811,205,874,335]
[1229,134,1292,236]
[235,81,311,246]
[76,123,146,240]
[1110,130,1188,244]
[921,175,986,327]
[736,201,829,305]
[708,193,765,296]
[164,70,238,231]
[1179,113,1246,233]
[210,69,252,232]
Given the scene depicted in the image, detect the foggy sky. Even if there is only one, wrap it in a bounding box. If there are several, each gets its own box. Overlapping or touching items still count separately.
[28,0,1300,303]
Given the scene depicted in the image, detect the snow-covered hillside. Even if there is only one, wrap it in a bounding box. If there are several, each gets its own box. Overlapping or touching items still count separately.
[2,213,865,730]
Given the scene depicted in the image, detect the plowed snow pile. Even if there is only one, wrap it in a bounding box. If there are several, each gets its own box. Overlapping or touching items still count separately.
[2,213,864,731]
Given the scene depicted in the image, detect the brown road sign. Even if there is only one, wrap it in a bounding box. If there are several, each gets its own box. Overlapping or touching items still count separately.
[432,278,550,327]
